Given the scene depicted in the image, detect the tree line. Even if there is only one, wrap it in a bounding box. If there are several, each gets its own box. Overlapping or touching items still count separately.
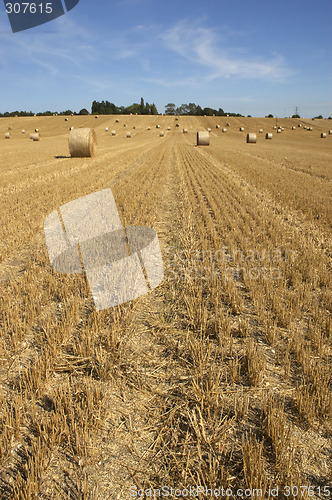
[91,98,158,115]
[164,103,243,117]
[0,98,158,117]
[0,102,242,117]
[1,99,331,118]
[0,110,81,117]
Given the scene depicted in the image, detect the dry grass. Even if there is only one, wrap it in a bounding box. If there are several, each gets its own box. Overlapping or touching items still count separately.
[0,115,331,498]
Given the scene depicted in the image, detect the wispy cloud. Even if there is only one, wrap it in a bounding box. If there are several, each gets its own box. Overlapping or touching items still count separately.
[137,74,198,86]
[0,14,98,74]
[100,24,158,63]
[161,20,293,81]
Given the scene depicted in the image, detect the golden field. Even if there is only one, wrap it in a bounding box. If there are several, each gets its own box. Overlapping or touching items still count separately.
[0,115,331,499]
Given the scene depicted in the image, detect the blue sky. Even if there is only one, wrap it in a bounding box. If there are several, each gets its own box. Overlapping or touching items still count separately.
[0,0,331,116]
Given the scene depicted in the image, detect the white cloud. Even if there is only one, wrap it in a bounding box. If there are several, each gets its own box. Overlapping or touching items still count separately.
[161,20,293,81]
[138,75,203,87]
[0,14,98,74]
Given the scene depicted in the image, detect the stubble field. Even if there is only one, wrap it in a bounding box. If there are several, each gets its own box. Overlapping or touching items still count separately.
[0,115,331,499]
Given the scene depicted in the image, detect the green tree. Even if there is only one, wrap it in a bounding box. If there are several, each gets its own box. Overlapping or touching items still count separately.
[91,100,99,114]
[177,104,190,115]
[203,107,216,116]
[140,97,145,114]
[79,108,89,115]
[195,105,203,116]
[165,103,176,115]
[150,103,158,115]
[125,103,140,114]
[187,103,196,115]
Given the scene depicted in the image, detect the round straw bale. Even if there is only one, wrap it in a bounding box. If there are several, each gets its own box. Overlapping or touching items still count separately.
[239,127,244,131]
[273,126,277,130]
[126,132,131,138]
[197,130,210,146]
[175,123,179,127]
[69,128,97,157]
[226,123,230,127]
[95,115,98,119]
[160,131,164,137]
[277,129,281,133]
[4,132,10,139]
[298,124,302,127]
[321,132,327,138]
[124,124,127,127]
[329,130,332,134]
[259,129,263,133]
[147,127,151,130]
[133,126,136,129]
[105,127,109,132]
[207,128,211,132]
[167,126,171,130]
[265,133,273,139]
[69,126,74,131]
[115,119,119,123]
[35,128,39,132]
[246,133,257,143]
[65,118,68,121]
[30,133,40,141]
[216,124,220,128]
[8,126,12,131]
[308,127,313,131]
[111,130,116,135]
[175,117,179,120]
[156,124,160,128]
[21,129,25,134]
[222,128,227,133]
[183,128,188,133]
[292,126,296,130]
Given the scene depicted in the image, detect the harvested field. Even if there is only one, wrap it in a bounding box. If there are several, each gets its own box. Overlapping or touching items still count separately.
[0,115,331,498]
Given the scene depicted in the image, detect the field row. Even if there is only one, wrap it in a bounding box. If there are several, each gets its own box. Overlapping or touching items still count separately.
[0,122,331,497]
